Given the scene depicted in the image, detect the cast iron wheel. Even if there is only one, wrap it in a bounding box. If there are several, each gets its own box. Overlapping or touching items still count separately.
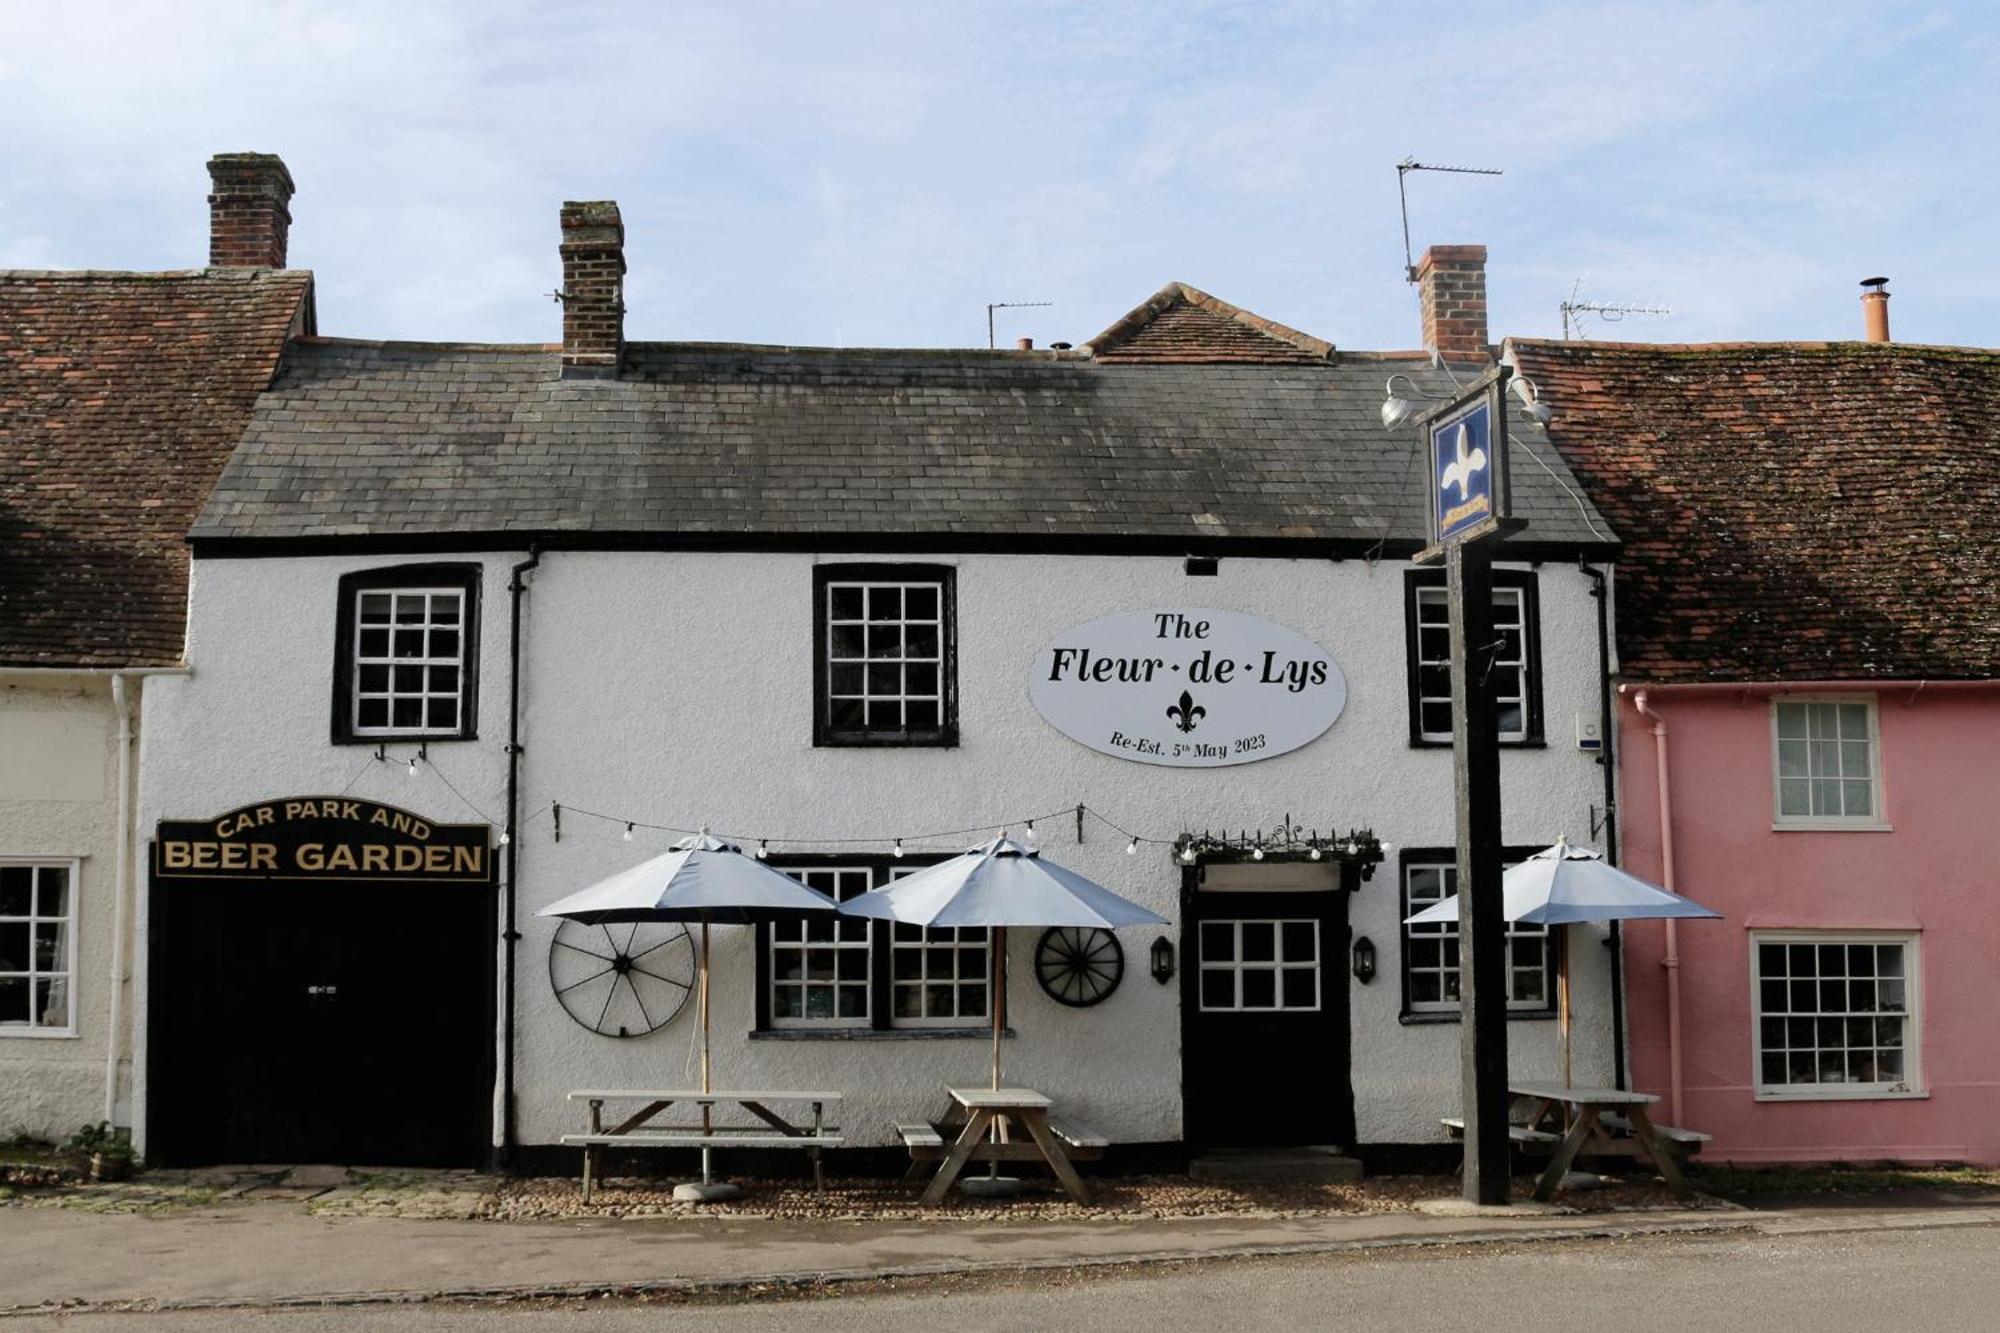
[1034,926,1124,1007]
[548,919,695,1037]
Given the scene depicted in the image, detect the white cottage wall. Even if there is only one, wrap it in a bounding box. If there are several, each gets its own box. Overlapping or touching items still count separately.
[0,675,122,1139]
[137,548,1614,1155]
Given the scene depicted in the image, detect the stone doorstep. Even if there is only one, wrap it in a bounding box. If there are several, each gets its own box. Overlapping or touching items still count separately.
[1188,1146,1364,1184]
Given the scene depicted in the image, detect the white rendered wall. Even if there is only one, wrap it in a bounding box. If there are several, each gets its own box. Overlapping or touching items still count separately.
[0,675,122,1139]
[138,549,1616,1152]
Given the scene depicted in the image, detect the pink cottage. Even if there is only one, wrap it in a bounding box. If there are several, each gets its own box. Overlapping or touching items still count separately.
[1511,306,2000,1165]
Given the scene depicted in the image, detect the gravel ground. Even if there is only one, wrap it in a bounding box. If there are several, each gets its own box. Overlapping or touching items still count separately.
[3,1160,1729,1222]
[477,1172,1722,1222]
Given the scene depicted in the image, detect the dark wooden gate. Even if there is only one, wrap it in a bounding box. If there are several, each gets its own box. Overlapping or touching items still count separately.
[149,879,494,1166]
[1180,866,1354,1149]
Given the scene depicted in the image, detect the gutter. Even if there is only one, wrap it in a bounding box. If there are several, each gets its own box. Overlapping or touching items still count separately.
[1626,688,1684,1126]
[1620,678,1997,697]
[500,545,541,1167]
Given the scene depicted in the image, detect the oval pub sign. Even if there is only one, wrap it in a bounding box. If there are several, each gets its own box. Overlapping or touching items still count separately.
[1030,609,1345,767]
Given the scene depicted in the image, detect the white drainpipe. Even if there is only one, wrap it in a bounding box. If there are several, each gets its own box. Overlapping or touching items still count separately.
[104,672,134,1128]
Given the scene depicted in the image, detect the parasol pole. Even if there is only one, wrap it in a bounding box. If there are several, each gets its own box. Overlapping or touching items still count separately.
[699,915,714,1183]
[1559,928,1572,1088]
[991,926,1006,1090]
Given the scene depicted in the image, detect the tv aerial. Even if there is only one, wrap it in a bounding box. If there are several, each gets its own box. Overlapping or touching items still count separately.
[1560,279,1671,339]
[1396,158,1503,281]
[987,300,1052,349]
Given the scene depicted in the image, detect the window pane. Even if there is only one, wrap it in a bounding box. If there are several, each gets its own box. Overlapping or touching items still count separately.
[37,868,67,918]
[1839,704,1869,738]
[1777,739,1807,778]
[1200,969,1234,1008]
[1281,968,1316,1009]
[1410,972,1440,1004]
[867,586,901,621]
[1201,922,1235,963]
[868,626,902,659]
[1280,921,1316,961]
[905,700,940,731]
[1241,968,1277,1008]
[0,867,30,916]
[1240,922,1275,963]
[34,978,67,1027]
[1776,703,1806,738]
[906,624,940,658]
[0,922,25,970]
[1843,781,1873,817]
[0,976,28,1024]
[829,585,863,620]
[904,585,938,620]
[359,592,394,622]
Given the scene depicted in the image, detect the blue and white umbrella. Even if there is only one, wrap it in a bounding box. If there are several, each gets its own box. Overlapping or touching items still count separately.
[1403,838,1719,1085]
[540,833,838,1093]
[842,835,1166,1088]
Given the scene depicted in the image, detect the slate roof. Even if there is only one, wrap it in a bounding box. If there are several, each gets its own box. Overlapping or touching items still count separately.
[1510,337,2000,683]
[192,335,1613,553]
[1,268,312,666]
[1088,282,1334,364]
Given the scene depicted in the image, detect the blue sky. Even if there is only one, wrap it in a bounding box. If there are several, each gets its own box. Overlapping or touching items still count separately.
[3,2,1993,350]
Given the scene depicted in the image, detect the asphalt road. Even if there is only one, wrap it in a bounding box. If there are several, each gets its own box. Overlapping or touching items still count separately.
[12,1222,1998,1331]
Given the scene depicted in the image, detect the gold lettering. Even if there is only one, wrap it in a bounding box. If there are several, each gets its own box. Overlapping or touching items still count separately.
[341,801,361,822]
[219,843,248,870]
[250,844,277,870]
[421,846,447,874]
[163,841,193,869]
[452,846,481,876]
[326,844,358,872]
[191,843,219,869]
[284,801,306,822]
[362,845,390,873]
[296,844,325,871]
[371,806,392,829]
[258,805,274,826]
[393,845,423,873]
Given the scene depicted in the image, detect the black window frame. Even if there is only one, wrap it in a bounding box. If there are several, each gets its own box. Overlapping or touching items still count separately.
[331,563,482,745]
[1396,844,1559,1024]
[751,853,998,1038]
[1402,567,1545,748]
[812,563,958,748]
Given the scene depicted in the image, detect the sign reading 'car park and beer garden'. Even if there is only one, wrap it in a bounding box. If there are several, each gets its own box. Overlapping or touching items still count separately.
[1030,609,1345,767]
[152,797,494,884]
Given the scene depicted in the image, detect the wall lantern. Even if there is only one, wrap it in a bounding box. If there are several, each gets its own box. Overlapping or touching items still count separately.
[1351,935,1377,985]
[1150,935,1176,985]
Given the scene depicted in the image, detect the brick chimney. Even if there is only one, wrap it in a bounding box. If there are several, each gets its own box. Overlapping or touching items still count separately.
[207,153,294,268]
[1860,276,1891,343]
[1416,244,1489,362]
[559,201,625,377]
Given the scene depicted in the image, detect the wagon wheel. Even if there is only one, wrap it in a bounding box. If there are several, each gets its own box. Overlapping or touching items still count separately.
[1034,926,1124,1007]
[548,919,695,1037]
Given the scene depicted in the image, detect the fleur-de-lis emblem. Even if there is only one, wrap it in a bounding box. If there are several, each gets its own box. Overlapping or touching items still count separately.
[1440,422,1488,501]
[1166,689,1206,734]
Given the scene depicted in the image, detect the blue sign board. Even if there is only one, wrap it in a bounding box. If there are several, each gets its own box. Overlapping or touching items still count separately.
[1427,385,1508,546]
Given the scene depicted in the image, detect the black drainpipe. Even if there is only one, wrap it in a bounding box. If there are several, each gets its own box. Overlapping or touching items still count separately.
[1582,559,1626,1090]
[501,543,541,1166]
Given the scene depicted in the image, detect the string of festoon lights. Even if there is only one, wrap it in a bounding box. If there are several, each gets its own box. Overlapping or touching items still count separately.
[517,798,1389,869]
[372,746,1387,870]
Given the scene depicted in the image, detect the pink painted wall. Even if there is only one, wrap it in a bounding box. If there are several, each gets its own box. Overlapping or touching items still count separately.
[1617,685,2000,1165]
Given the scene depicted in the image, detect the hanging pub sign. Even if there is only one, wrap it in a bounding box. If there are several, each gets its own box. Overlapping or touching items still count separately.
[1030,609,1345,767]
[152,797,495,885]
[1423,365,1514,549]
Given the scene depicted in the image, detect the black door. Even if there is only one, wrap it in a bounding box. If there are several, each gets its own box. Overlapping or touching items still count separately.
[150,879,494,1166]
[1180,873,1353,1148]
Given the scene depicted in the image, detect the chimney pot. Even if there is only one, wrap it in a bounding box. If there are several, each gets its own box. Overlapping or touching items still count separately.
[1016,336,1034,351]
[1860,276,1891,343]
[207,152,294,268]
[560,200,625,377]
[1416,244,1489,362]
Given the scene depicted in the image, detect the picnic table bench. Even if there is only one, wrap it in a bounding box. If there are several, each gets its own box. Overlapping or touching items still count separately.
[563,1088,842,1203]
[1440,1085,1708,1201]
[896,1085,1107,1205]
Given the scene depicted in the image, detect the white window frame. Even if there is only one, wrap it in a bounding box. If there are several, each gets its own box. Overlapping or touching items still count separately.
[886,866,990,1028]
[1402,858,1553,1016]
[0,857,80,1039]
[1750,930,1923,1101]
[823,579,947,736]
[350,585,470,739]
[1197,918,1322,1013]
[1771,694,1890,831]
[1414,584,1531,743]
[767,866,876,1029]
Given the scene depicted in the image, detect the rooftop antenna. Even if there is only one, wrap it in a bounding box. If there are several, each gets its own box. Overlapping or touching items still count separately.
[1560,279,1672,340]
[1397,158,1503,281]
[987,301,1053,349]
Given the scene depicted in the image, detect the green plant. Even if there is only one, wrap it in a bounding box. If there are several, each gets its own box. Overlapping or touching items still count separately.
[64,1122,132,1160]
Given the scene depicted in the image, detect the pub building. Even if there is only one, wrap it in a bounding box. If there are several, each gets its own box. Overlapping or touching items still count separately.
[131,172,1623,1170]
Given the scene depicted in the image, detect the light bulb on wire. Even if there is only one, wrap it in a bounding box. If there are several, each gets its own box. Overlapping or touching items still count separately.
[1126,837,1139,855]
[407,756,418,777]
[755,839,768,860]
[892,838,905,859]
[1252,845,1265,861]
[623,823,634,842]
[1024,821,1039,848]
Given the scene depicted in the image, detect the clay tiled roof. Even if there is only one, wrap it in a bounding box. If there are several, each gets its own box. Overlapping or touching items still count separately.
[1509,337,2000,683]
[1087,282,1334,364]
[0,268,312,666]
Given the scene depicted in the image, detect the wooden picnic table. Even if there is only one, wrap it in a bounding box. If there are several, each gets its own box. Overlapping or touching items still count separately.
[1508,1083,1695,1203]
[562,1088,842,1203]
[903,1085,1101,1206]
